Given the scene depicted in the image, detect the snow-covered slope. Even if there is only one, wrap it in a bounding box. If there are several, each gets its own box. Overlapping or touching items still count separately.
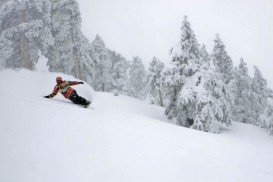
[1,69,273,182]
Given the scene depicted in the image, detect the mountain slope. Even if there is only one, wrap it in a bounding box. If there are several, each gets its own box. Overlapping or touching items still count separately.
[0,69,273,182]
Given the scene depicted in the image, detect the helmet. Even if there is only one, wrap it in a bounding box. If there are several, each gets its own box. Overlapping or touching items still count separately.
[56,76,62,83]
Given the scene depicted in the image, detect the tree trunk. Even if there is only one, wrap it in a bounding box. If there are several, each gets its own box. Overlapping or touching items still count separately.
[71,18,82,80]
[19,10,32,70]
[159,87,163,106]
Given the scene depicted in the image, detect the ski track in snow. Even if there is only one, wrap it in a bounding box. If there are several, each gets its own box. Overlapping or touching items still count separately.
[0,69,273,182]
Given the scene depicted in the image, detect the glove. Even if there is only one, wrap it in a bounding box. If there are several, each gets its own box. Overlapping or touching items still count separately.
[44,95,50,98]
[79,82,84,84]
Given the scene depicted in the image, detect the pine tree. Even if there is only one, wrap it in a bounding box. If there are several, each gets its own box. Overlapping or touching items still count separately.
[163,16,200,120]
[229,58,253,123]
[170,16,202,126]
[188,67,232,133]
[260,99,273,135]
[163,16,232,132]
[199,44,210,69]
[175,55,232,132]
[90,35,129,93]
[0,0,54,70]
[251,66,268,126]
[91,34,111,92]
[126,56,146,99]
[0,0,9,6]
[161,65,183,119]
[107,50,129,93]
[146,57,165,106]
[47,0,93,80]
[170,16,200,76]
[77,34,94,84]
[211,34,233,84]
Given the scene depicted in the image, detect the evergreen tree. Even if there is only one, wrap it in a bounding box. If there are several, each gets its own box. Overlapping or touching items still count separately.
[229,58,253,123]
[161,65,183,119]
[146,57,165,106]
[164,16,232,132]
[48,0,93,81]
[90,35,129,93]
[0,0,54,70]
[163,16,200,120]
[251,66,268,126]
[170,16,200,76]
[125,56,146,99]
[259,99,273,135]
[0,0,9,6]
[170,16,202,126]
[199,44,210,69]
[211,34,233,84]
[179,66,232,133]
[91,34,111,92]
[76,34,94,84]
[107,50,129,93]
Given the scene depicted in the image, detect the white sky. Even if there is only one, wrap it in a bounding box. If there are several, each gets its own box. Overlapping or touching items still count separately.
[77,0,273,87]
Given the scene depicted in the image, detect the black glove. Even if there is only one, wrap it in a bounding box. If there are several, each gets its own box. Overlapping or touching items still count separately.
[44,95,50,98]
[79,82,84,84]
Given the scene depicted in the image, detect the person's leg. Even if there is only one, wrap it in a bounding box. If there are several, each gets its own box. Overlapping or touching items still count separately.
[69,91,81,105]
[77,95,89,105]
[69,91,89,106]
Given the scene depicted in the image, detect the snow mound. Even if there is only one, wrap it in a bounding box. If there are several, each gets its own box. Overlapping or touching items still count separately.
[0,69,273,182]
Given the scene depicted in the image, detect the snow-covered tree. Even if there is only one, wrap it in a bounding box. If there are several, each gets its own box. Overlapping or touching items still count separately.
[163,16,200,120]
[168,16,202,126]
[107,50,129,93]
[89,35,129,93]
[170,16,201,77]
[0,0,128,92]
[211,34,233,84]
[76,34,94,84]
[146,57,165,106]
[259,98,273,135]
[199,44,210,69]
[47,0,93,81]
[229,60,273,135]
[91,34,111,92]
[48,0,81,74]
[0,0,53,70]
[163,16,232,133]
[229,58,253,123]
[177,66,232,133]
[125,56,146,99]
[162,65,183,119]
[0,0,9,6]
[251,66,269,126]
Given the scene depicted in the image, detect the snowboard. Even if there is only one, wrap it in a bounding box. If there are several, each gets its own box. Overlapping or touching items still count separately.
[76,103,94,109]
[46,98,94,109]
[73,102,94,109]
[83,101,91,108]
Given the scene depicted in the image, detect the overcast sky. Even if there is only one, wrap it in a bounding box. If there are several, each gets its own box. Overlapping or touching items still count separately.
[77,0,273,88]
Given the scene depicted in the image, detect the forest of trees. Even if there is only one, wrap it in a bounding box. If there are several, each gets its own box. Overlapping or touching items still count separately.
[0,0,273,134]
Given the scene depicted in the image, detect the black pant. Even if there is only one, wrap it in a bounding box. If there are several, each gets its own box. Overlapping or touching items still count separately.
[69,91,88,106]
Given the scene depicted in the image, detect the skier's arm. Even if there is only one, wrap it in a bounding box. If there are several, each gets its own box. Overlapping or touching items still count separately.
[45,85,59,98]
[68,81,84,86]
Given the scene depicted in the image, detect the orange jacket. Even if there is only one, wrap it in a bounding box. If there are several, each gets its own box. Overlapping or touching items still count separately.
[49,81,81,99]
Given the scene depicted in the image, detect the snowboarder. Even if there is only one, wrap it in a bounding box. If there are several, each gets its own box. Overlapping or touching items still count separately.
[44,76,91,108]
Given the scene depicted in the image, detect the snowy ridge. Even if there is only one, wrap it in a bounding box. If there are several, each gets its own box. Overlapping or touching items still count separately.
[0,69,273,182]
